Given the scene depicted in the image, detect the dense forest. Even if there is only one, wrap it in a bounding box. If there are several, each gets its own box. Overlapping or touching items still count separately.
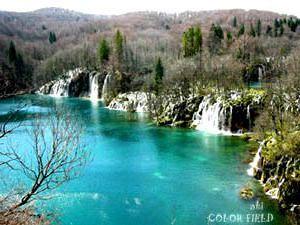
[1,8,300,95]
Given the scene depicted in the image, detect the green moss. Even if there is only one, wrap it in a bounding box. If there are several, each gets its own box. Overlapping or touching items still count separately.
[262,131,300,161]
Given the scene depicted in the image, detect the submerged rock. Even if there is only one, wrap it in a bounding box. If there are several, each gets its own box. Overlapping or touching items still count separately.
[240,187,255,200]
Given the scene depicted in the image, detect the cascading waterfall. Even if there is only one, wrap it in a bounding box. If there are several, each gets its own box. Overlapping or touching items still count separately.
[258,67,263,81]
[49,78,70,97]
[247,105,251,131]
[89,73,100,100]
[247,142,263,177]
[192,95,231,133]
[102,73,112,101]
[44,69,81,97]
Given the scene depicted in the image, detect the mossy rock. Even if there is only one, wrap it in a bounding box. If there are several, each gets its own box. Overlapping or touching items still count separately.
[157,116,172,126]
[240,187,255,200]
[172,121,189,128]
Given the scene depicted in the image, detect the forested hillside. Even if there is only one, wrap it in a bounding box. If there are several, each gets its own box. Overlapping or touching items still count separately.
[1,8,299,96]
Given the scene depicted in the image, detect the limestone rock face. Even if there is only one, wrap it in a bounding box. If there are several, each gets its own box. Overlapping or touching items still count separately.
[157,96,203,128]
[249,141,300,220]
[68,70,90,97]
[108,92,149,112]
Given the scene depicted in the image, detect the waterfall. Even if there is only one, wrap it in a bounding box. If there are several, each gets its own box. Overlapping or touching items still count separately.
[247,105,251,131]
[49,79,70,97]
[192,95,231,134]
[247,142,263,177]
[43,69,81,97]
[258,67,263,81]
[102,73,112,101]
[89,73,99,100]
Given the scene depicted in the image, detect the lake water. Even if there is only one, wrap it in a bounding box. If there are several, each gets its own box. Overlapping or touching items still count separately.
[0,95,290,225]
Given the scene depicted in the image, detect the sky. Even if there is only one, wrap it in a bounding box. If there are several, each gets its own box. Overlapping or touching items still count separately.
[0,0,300,16]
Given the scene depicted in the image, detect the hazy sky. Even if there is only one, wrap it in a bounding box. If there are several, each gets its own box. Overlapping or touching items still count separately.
[1,0,300,16]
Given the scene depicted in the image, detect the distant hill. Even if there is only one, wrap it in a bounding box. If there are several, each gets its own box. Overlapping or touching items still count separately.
[32,7,106,20]
[0,7,297,70]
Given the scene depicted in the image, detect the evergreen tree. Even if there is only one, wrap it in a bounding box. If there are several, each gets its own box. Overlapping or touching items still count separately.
[287,17,298,32]
[232,16,237,28]
[274,18,280,29]
[256,19,262,37]
[49,32,57,44]
[194,26,203,54]
[214,25,224,39]
[187,27,195,56]
[154,57,164,90]
[249,23,256,37]
[266,25,273,36]
[279,23,284,36]
[226,31,233,46]
[274,19,280,37]
[182,26,202,57]
[238,24,245,37]
[98,38,110,65]
[182,32,189,57]
[208,24,224,55]
[15,53,25,77]
[114,30,124,64]
[8,41,17,64]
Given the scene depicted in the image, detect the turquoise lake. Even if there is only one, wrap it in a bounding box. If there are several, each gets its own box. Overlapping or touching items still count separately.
[0,95,290,225]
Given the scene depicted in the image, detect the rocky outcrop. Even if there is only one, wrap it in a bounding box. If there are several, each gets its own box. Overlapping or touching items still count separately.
[248,141,300,223]
[192,90,264,133]
[155,89,265,132]
[108,92,149,112]
[107,89,265,133]
[157,96,203,128]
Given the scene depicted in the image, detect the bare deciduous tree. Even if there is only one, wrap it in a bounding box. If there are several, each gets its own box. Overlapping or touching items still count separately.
[0,108,90,223]
[0,105,24,139]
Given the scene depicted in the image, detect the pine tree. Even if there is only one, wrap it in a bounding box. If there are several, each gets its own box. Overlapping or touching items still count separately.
[114,30,124,65]
[98,38,110,65]
[226,31,233,46]
[154,57,164,91]
[232,16,237,28]
[15,53,25,77]
[274,19,280,37]
[287,17,298,32]
[266,25,273,36]
[208,24,224,55]
[279,23,284,36]
[182,26,202,57]
[238,24,245,37]
[187,27,195,56]
[49,32,57,44]
[214,25,224,39]
[274,19,280,29]
[8,41,17,64]
[182,32,189,57]
[256,19,262,37]
[194,26,203,54]
[249,23,256,37]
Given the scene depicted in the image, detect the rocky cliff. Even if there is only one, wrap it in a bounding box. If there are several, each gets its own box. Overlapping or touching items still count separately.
[248,138,300,224]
